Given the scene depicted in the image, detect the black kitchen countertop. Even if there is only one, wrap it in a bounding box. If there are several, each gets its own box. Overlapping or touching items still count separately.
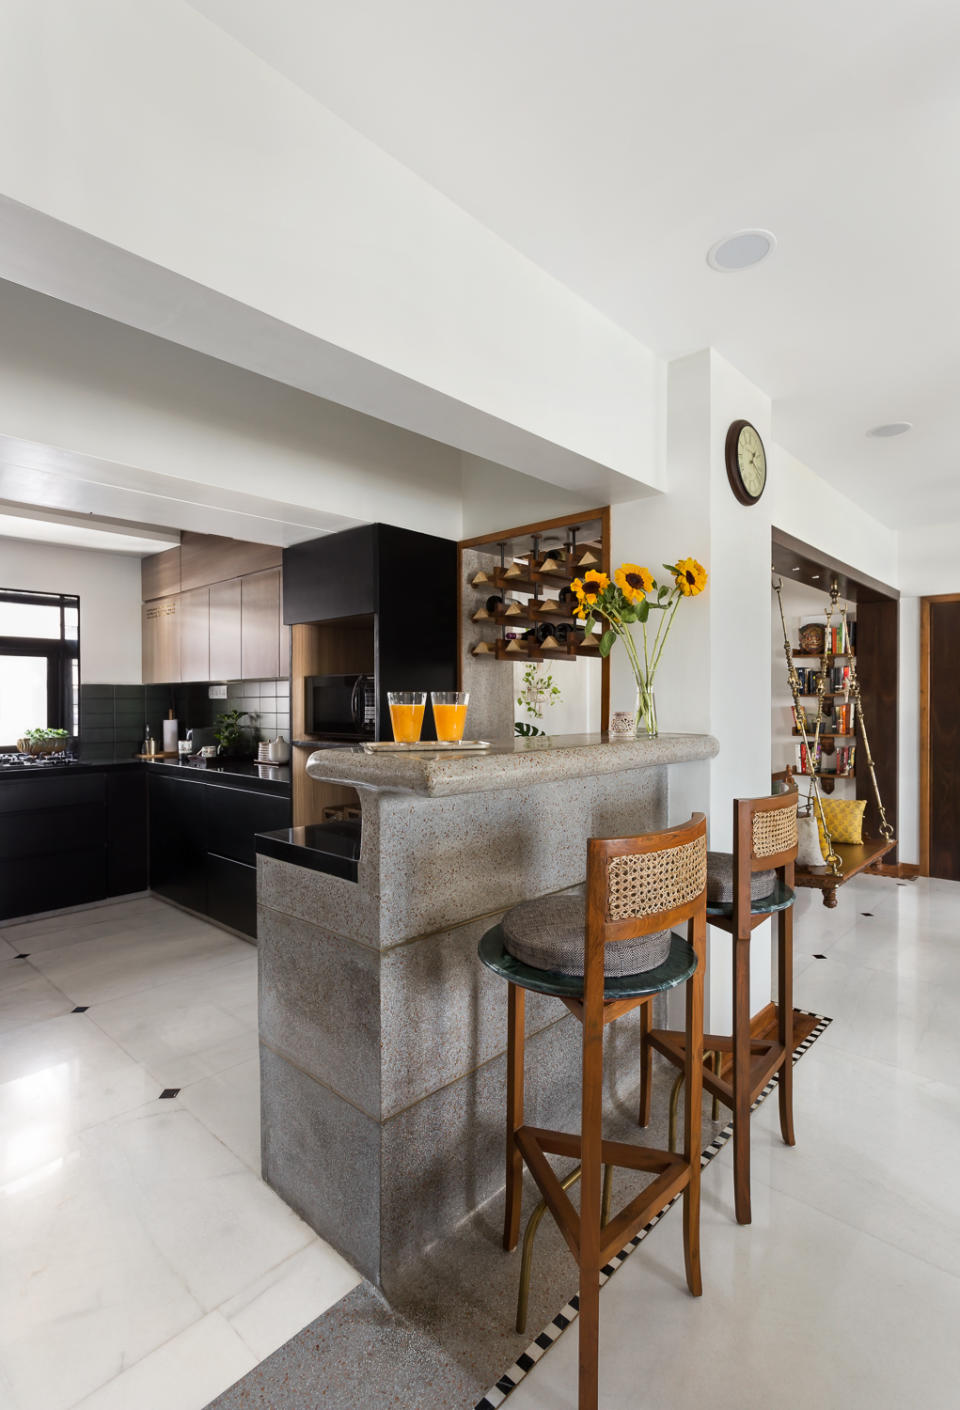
[0,755,291,795]
[256,818,361,882]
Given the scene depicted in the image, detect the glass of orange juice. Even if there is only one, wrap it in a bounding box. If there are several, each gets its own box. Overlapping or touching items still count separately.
[431,691,470,743]
[388,691,427,744]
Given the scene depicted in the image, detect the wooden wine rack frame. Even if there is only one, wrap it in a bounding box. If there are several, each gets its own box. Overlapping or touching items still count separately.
[458,507,611,726]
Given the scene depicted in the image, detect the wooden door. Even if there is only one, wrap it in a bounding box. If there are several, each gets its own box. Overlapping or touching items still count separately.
[142,596,180,684]
[926,598,960,880]
[179,587,210,682]
[241,568,281,680]
[209,579,242,681]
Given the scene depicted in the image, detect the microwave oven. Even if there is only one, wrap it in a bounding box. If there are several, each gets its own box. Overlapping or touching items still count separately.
[304,673,376,739]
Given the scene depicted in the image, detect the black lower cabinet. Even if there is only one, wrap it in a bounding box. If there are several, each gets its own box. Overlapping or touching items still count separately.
[106,770,148,896]
[0,774,111,922]
[206,854,258,937]
[148,774,208,914]
[147,773,289,939]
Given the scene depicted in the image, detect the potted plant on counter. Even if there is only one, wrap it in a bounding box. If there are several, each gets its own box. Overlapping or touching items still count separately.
[213,709,255,759]
[17,727,71,756]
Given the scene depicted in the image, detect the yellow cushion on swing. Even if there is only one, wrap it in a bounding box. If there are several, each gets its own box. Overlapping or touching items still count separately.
[815,798,867,857]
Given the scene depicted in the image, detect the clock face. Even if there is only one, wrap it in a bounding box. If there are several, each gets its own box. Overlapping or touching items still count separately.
[725,420,767,504]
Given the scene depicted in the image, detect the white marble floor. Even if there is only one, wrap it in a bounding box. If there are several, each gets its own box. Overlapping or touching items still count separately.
[0,896,360,1410]
[508,874,960,1410]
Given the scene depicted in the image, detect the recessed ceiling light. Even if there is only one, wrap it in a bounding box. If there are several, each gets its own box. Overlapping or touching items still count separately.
[866,422,912,438]
[706,229,776,272]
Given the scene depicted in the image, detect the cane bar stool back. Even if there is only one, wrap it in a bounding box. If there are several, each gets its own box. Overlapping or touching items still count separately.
[478,815,708,1410]
[642,794,797,1225]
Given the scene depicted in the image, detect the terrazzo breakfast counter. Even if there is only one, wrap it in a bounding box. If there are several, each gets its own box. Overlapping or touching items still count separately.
[255,731,718,1293]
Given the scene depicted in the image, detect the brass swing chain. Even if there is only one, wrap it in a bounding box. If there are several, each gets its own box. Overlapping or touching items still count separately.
[839,604,895,843]
[774,576,842,876]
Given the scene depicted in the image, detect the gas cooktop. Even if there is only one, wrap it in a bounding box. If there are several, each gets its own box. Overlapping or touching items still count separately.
[0,753,79,770]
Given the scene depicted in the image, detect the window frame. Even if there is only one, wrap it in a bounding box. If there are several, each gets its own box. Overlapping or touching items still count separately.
[0,589,80,752]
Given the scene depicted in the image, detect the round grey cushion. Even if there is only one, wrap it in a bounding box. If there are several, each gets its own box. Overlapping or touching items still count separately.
[502,894,670,978]
[706,851,776,904]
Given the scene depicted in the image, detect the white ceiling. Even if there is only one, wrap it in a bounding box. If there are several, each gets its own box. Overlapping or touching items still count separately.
[189,0,960,530]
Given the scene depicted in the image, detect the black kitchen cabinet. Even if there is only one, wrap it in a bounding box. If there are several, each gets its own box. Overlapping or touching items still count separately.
[0,767,145,922]
[147,770,289,938]
[206,853,259,935]
[282,522,458,742]
[205,785,290,868]
[148,773,208,915]
[107,769,148,896]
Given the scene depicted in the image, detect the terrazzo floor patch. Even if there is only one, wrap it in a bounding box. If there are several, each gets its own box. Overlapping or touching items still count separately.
[205,1013,829,1410]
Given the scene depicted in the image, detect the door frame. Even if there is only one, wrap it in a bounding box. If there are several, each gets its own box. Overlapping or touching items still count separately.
[918,593,960,876]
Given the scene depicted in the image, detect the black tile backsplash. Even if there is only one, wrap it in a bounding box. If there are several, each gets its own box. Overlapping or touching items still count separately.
[79,679,290,758]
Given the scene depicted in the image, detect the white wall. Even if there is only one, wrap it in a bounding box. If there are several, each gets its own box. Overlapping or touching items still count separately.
[610,349,902,1026]
[0,537,141,682]
[460,455,605,542]
[0,0,663,494]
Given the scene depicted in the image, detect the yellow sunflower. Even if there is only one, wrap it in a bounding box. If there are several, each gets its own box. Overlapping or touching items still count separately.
[614,563,654,604]
[673,558,708,597]
[571,571,610,613]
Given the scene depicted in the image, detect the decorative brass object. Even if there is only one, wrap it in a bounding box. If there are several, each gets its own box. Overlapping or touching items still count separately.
[515,1163,614,1335]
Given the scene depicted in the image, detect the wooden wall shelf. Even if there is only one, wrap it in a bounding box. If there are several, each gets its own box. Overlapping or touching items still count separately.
[472,638,601,663]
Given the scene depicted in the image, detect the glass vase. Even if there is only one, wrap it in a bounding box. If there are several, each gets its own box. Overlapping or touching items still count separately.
[635,684,658,738]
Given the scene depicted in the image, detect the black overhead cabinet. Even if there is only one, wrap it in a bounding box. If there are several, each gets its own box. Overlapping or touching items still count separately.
[282,522,458,743]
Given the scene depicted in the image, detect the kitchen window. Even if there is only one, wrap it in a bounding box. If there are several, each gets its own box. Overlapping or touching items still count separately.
[0,590,80,750]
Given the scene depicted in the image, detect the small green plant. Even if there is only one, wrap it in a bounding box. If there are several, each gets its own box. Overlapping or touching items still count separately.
[516,664,561,724]
[213,709,251,750]
[23,727,69,741]
[514,720,545,737]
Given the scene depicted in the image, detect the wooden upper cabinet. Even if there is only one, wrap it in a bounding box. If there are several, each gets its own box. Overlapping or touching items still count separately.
[209,579,242,682]
[179,587,210,682]
[142,596,180,684]
[180,532,281,593]
[141,547,181,601]
[241,568,281,680]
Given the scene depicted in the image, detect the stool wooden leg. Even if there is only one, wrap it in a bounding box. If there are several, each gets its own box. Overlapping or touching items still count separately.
[682,910,704,1297]
[637,998,653,1127]
[577,945,605,1410]
[778,905,796,1147]
[732,935,752,1225]
[503,982,525,1252]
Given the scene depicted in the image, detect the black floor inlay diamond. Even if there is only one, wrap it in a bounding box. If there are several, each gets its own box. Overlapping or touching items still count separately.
[15,953,29,959]
[71,1006,89,1013]
[159,1088,181,1099]
[813,953,827,959]
[861,912,874,917]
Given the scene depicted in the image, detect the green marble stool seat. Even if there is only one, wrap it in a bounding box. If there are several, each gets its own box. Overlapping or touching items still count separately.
[478,924,696,1001]
[705,874,796,920]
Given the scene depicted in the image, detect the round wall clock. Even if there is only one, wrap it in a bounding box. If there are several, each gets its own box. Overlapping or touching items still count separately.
[725,419,767,505]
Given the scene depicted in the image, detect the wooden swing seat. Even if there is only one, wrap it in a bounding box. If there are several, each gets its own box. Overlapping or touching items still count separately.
[772,768,895,907]
[794,836,896,908]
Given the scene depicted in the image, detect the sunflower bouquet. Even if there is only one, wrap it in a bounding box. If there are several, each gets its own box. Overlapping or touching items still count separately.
[571,557,708,736]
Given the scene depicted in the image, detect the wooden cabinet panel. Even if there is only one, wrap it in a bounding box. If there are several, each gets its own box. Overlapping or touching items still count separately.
[241,568,281,680]
[179,587,210,683]
[180,532,281,592]
[209,579,242,681]
[141,547,181,601]
[142,596,180,684]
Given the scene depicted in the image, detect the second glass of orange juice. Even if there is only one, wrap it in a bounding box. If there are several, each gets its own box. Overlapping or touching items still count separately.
[388,691,427,743]
[431,691,470,743]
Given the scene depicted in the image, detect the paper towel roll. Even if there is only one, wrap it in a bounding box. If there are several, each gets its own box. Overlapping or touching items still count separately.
[162,718,179,754]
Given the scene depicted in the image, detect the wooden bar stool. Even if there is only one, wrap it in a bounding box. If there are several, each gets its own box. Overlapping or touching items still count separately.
[478,814,708,1410]
[642,794,797,1225]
